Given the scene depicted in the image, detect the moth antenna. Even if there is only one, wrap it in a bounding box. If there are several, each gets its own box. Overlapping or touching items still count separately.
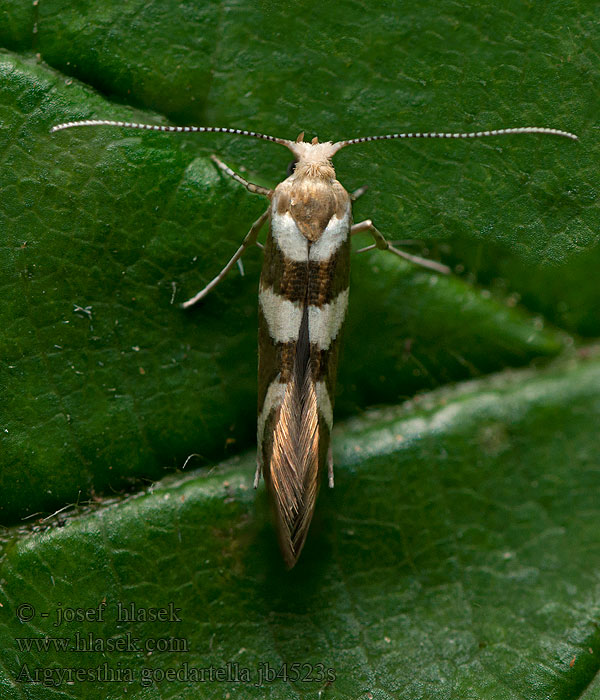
[333,126,578,152]
[50,119,294,148]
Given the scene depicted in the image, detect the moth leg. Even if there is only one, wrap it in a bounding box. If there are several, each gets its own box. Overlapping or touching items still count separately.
[181,209,270,309]
[210,155,272,197]
[254,459,262,488]
[351,219,450,275]
[350,185,368,201]
[328,446,334,488]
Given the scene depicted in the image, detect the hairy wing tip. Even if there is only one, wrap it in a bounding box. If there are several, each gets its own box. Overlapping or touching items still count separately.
[280,531,309,569]
[282,546,301,569]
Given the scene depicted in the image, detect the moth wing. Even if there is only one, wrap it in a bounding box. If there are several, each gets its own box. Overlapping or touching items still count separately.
[258,185,351,567]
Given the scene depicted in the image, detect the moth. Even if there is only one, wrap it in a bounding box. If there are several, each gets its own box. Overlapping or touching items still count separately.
[52,120,577,567]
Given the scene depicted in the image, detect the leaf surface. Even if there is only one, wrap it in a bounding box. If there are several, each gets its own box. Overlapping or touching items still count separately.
[0,2,598,697]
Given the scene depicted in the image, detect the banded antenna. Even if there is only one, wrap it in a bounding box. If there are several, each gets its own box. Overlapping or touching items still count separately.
[332,126,578,152]
[51,119,578,152]
[50,120,295,148]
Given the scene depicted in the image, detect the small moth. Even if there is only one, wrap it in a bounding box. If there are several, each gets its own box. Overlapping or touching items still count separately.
[51,120,577,566]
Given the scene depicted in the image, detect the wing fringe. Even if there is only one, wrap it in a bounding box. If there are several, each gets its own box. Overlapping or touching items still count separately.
[269,308,321,566]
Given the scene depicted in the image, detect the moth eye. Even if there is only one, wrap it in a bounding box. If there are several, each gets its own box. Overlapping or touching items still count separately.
[286,159,297,177]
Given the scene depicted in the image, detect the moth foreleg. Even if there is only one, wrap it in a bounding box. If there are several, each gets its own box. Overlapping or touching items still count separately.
[351,219,450,275]
[181,208,270,309]
[328,446,334,488]
[350,185,368,201]
[210,155,272,198]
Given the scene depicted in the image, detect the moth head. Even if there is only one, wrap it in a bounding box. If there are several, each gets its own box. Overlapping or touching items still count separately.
[285,133,337,180]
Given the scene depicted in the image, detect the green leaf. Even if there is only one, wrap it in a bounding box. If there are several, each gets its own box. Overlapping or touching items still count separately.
[0,51,569,522]
[1,356,599,699]
[0,1,597,697]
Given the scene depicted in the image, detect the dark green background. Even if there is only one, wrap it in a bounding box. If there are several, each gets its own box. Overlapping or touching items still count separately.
[0,1,598,698]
